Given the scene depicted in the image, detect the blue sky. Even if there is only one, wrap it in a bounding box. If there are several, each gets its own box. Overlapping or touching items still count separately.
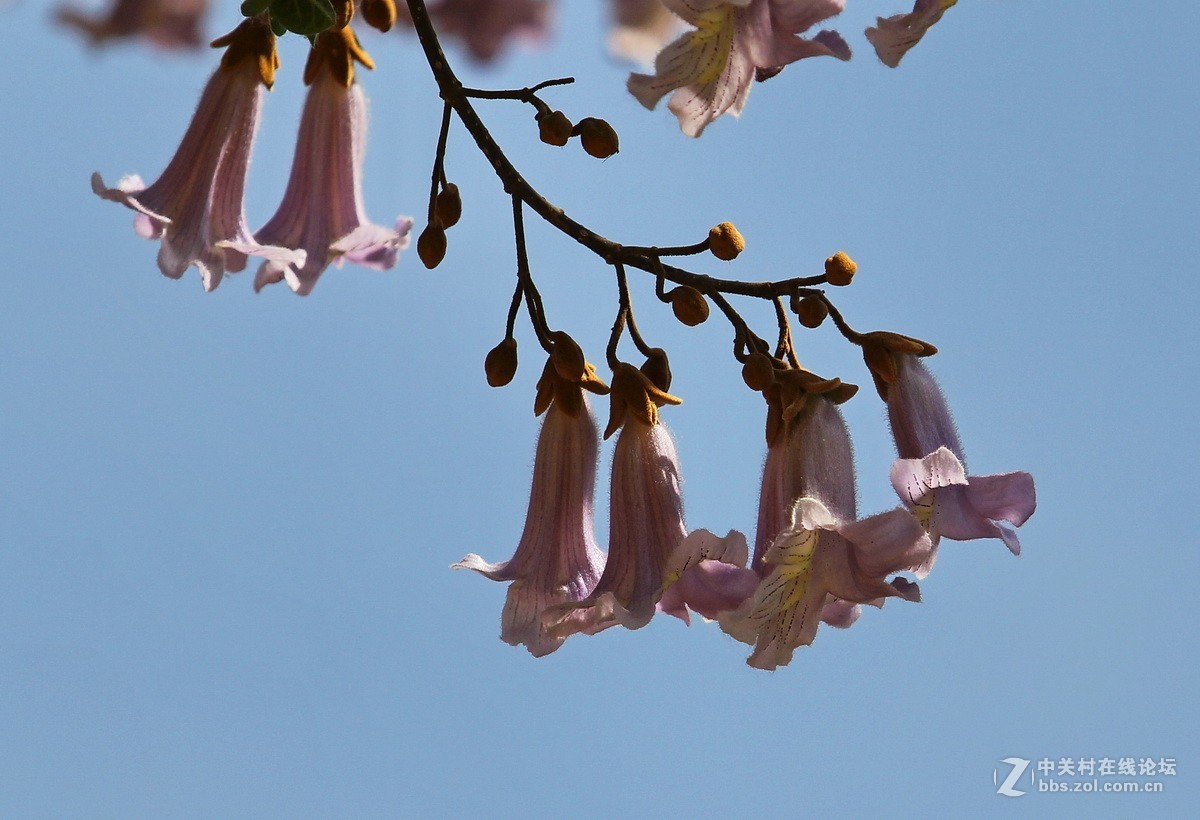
[1,1,1197,816]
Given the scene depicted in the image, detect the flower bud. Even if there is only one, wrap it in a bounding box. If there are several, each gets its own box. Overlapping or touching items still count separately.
[537,110,573,147]
[417,223,447,269]
[668,286,709,326]
[548,330,586,382]
[435,183,462,228]
[796,295,828,328]
[824,251,857,286]
[484,338,518,387]
[640,348,672,393]
[576,117,619,159]
[741,351,776,392]
[362,0,397,32]
[708,222,745,261]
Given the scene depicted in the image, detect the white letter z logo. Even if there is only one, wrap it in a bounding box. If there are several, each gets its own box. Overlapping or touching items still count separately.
[995,757,1030,797]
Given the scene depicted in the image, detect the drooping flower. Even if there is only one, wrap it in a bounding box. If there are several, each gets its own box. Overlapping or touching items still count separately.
[863,334,1037,571]
[865,0,957,68]
[229,26,411,296]
[56,0,209,50]
[720,496,930,670]
[424,0,552,63]
[609,0,681,65]
[91,17,299,291]
[454,358,610,657]
[543,363,686,636]
[627,0,850,137]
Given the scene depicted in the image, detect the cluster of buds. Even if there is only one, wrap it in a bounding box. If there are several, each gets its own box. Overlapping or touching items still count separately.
[91,12,411,294]
[536,109,620,159]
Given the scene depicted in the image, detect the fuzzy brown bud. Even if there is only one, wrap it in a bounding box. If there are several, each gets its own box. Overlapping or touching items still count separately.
[361,0,397,32]
[434,183,462,229]
[708,222,745,261]
[796,295,828,328]
[537,110,573,147]
[484,338,518,387]
[548,331,586,382]
[824,251,857,286]
[577,117,619,159]
[741,351,777,392]
[640,348,673,393]
[417,224,447,269]
[668,286,710,326]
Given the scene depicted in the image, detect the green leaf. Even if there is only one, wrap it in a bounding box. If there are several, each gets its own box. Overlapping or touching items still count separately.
[268,0,336,36]
[240,0,272,17]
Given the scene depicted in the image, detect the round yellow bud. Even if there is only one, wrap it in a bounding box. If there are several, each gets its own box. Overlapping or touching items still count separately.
[824,251,857,286]
[708,222,746,261]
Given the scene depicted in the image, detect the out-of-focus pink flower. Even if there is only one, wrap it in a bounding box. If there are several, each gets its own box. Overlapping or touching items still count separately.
[91,18,297,291]
[720,497,930,670]
[423,0,552,63]
[627,0,850,137]
[881,351,1037,572]
[230,27,411,296]
[544,364,686,636]
[609,0,681,65]
[865,0,956,68]
[454,361,609,657]
[56,0,209,49]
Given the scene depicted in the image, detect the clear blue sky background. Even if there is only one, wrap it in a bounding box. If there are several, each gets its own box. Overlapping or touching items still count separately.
[2,1,1197,816]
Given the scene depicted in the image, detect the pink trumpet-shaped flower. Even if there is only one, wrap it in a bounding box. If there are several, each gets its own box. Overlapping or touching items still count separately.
[238,72,411,296]
[56,0,210,50]
[627,0,850,137]
[719,497,930,670]
[885,354,1036,572]
[454,397,605,658]
[92,19,298,291]
[865,0,956,68]
[544,416,688,636]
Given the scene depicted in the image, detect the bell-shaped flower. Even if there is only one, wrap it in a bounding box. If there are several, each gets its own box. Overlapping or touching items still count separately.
[232,27,412,296]
[659,528,758,624]
[56,0,210,50]
[544,363,686,636]
[864,336,1037,571]
[627,0,850,137]
[454,359,610,657]
[865,0,957,68]
[91,18,299,291]
[719,497,931,670]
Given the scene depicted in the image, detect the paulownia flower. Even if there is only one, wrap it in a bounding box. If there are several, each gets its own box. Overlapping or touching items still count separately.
[91,18,299,291]
[627,0,850,137]
[659,528,757,624]
[864,337,1037,572]
[56,0,209,50]
[720,497,930,670]
[544,364,686,636]
[454,359,609,657]
[232,27,411,296]
[865,0,957,68]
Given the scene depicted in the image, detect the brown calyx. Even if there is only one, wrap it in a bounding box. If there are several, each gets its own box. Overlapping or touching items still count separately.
[604,362,682,439]
[533,359,610,419]
[304,25,374,87]
[212,17,279,89]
